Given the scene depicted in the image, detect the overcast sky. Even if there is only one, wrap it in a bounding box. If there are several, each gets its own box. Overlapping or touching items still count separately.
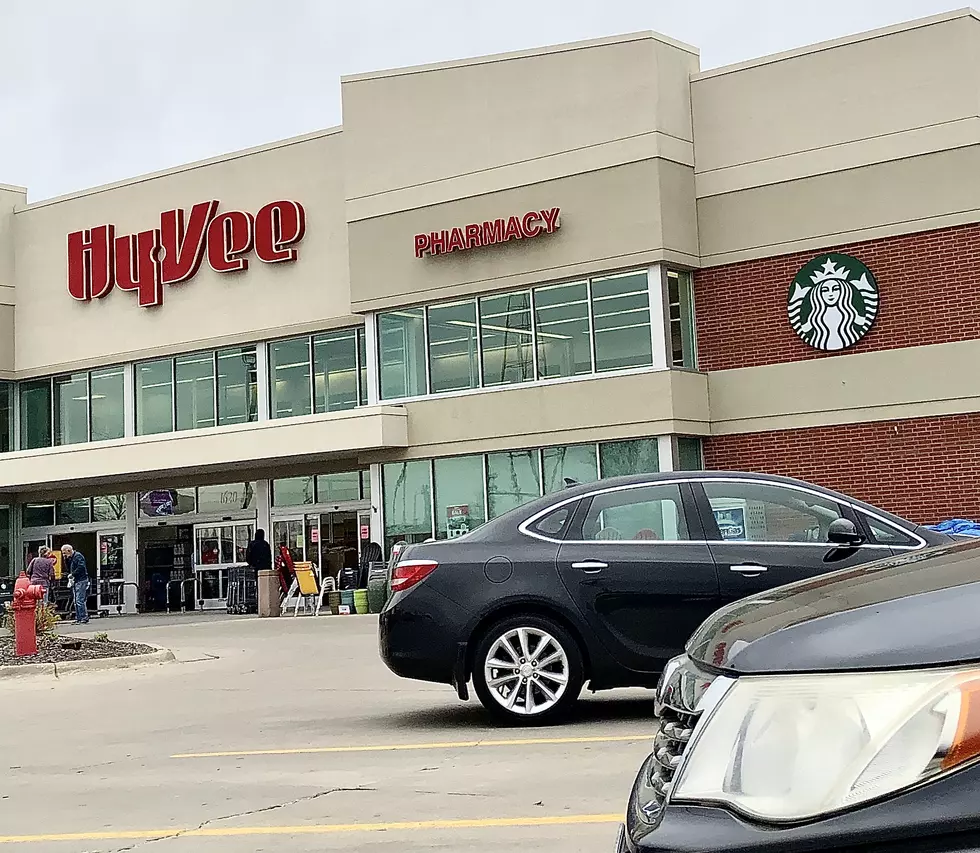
[0,0,966,200]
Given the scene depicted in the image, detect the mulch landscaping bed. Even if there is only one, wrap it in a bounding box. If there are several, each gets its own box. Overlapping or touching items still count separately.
[0,634,155,667]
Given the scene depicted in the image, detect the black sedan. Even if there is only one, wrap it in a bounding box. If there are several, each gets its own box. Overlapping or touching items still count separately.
[379,471,949,724]
[621,537,980,853]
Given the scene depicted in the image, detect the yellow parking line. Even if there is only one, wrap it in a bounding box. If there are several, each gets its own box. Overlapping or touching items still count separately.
[172,733,648,759]
[0,813,624,843]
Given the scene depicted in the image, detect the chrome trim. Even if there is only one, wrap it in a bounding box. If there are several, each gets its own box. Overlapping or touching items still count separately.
[517,476,928,549]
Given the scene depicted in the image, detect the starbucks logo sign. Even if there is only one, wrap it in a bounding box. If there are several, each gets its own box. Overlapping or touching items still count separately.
[788,253,879,351]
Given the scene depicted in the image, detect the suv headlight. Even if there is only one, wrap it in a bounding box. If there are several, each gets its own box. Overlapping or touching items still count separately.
[672,667,980,822]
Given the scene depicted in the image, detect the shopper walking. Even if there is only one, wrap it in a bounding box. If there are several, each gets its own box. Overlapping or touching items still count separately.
[62,544,90,624]
[26,546,56,604]
[245,529,272,571]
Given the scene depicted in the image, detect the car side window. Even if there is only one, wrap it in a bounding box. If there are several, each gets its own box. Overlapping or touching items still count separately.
[864,516,918,547]
[581,484,689,542]
[527,504,575,540]
[702,481,844,543]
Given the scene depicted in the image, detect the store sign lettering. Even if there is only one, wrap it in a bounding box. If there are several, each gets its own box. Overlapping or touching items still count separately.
[414,207,560,258]
[67,199,306,308]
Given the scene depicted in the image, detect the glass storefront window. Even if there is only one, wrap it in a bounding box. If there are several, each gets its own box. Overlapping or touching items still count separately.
[599,438,660,478]
[542,444,598,494]
[197,482,255,513]
[361,470,371,501]
[136,359,174,435]
[0,507,10,577]
[270,337,312,419]
[53,373,89,446]
[313,329,359,413]
[316,471,362,503]
[90,367,125,441]
[272,476,314,506]
[487,449,541,518]
[590,272,653,372]
[56,498,91,525]
[0,382,11,453]
[677,437,703,471]
[534,281,592,380]
[382,460,432,551]
[434,455,486,539]
[427,300,478,393]
[19,379,52,450]
[22,503,54,528]
[93,495,127,522]
[358,330,368,405]
[668,270,697,369]
[138,489,195,518]
[216,346,258,426]
[480,292,533,387]
[379,309,426,400]
[176,352,216,431]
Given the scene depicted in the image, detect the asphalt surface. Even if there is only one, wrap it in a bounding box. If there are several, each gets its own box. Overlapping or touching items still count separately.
[0,613,656,851]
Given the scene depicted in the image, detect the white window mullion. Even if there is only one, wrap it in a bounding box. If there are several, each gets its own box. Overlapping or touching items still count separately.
[585,278,597,373]
[657,435,676,473]
[363,314,380,406]
[123,363,135,438]
[255,341,270,421]
[648,264,670,371]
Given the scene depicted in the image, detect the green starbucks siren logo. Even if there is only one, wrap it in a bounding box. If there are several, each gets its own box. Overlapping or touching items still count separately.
[788,253,879,351]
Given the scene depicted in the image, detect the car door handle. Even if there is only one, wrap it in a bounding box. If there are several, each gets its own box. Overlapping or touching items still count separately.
[571,561,608,573]
[730,564,767,575]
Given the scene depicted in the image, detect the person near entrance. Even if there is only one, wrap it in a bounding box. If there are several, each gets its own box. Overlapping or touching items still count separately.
[245,529,272,571]
[26,546,56,604]
[62,544,90,624]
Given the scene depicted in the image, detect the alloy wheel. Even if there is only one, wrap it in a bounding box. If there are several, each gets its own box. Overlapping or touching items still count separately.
[483,626,570,716]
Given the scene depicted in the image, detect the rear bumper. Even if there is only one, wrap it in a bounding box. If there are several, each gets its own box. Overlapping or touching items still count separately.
[378,584,468,687]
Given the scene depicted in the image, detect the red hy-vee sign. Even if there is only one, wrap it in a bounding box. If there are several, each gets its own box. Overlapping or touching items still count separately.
[67,199,306,308]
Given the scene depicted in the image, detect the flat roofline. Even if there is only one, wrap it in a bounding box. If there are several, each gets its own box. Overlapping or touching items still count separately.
[17,126,343,212]
[0,183,27,194]
[341,30,699,84]
[695,7,980,81]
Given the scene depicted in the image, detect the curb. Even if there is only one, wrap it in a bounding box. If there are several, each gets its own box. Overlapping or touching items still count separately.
[0,646,176,680]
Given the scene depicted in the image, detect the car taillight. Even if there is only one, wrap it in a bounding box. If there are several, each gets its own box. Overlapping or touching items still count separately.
[391,559,438,593]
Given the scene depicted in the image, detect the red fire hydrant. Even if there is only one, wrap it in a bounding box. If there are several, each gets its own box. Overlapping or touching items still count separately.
[12,571,45,657]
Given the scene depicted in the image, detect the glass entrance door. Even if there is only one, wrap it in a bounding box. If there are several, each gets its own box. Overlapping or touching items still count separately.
[194,522,253,609]
[97,533,126,613]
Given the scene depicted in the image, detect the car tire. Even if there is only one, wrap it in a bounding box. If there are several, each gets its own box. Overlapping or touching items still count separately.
[472,614,584,726]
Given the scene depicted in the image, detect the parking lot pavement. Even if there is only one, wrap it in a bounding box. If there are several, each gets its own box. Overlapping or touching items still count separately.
[0,614,656,851]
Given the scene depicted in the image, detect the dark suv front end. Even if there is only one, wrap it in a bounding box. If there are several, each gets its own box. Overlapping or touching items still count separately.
[620,540,980,853]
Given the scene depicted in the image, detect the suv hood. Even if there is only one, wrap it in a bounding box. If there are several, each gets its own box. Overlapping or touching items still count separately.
[688,539,980,675]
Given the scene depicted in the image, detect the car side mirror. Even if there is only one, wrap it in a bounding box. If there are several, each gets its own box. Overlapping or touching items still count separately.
[827,518,865,547]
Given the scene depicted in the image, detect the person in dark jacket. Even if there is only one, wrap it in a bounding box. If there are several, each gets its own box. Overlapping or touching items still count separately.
[245,529,273,571]
[62,544,90,624]
[26,546,56,604]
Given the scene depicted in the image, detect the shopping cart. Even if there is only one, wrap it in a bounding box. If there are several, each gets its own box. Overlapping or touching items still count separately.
[226,565,258,615]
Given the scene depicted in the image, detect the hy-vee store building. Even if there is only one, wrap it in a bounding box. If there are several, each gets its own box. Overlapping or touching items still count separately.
[0,8,978,612]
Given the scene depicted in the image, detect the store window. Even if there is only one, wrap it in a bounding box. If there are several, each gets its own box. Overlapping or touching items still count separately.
[542,444,598,494]
[22,503,54,528]
[53,373,89,446]
[175,352,216,431]
[427,301,479,393]
[668,270,697,369]
[487,449,541,519]
[313,329,360,413]
[677,437,703,471]
[382,460,432,552]
[136,359,174,436]
[591,272,653,372]
[315,471,363,503]
[434,455,486,539]
[379,309,427,400]
[599,438,660,478]
[0,382,12,453]
[216,346,258,426]
[480,291,533,386]
[19,379,52,450]
[197,483,255,514]
[358,331,368,405]
[56,497,91,525]
[0,506,10,577]
[535,281,591,380]
[138,489,195,518]
[269,337,312,419]
[90,367,125,441]
[93,495,127,522]
[272,476,315,507]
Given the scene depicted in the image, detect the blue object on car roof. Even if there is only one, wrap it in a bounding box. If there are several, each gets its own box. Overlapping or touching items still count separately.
[926,519,980,537]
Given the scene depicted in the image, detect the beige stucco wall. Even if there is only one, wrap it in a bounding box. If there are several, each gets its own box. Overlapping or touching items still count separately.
[12,130,353,376]
[0,185,25,376]
[342,33,700,311]
[693,10,980,266]
[364,369,710,461]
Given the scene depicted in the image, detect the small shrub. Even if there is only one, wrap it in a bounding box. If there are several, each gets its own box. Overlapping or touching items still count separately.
[1,602,61,638]
[93,632,109,643]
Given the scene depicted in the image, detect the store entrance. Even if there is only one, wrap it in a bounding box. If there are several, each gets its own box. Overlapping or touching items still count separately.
[273,509,370,589]
[51,532,96,618]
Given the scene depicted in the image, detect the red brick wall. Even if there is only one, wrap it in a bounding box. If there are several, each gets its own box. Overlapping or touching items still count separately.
[703,413,980,525]
[695,223,980,372]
